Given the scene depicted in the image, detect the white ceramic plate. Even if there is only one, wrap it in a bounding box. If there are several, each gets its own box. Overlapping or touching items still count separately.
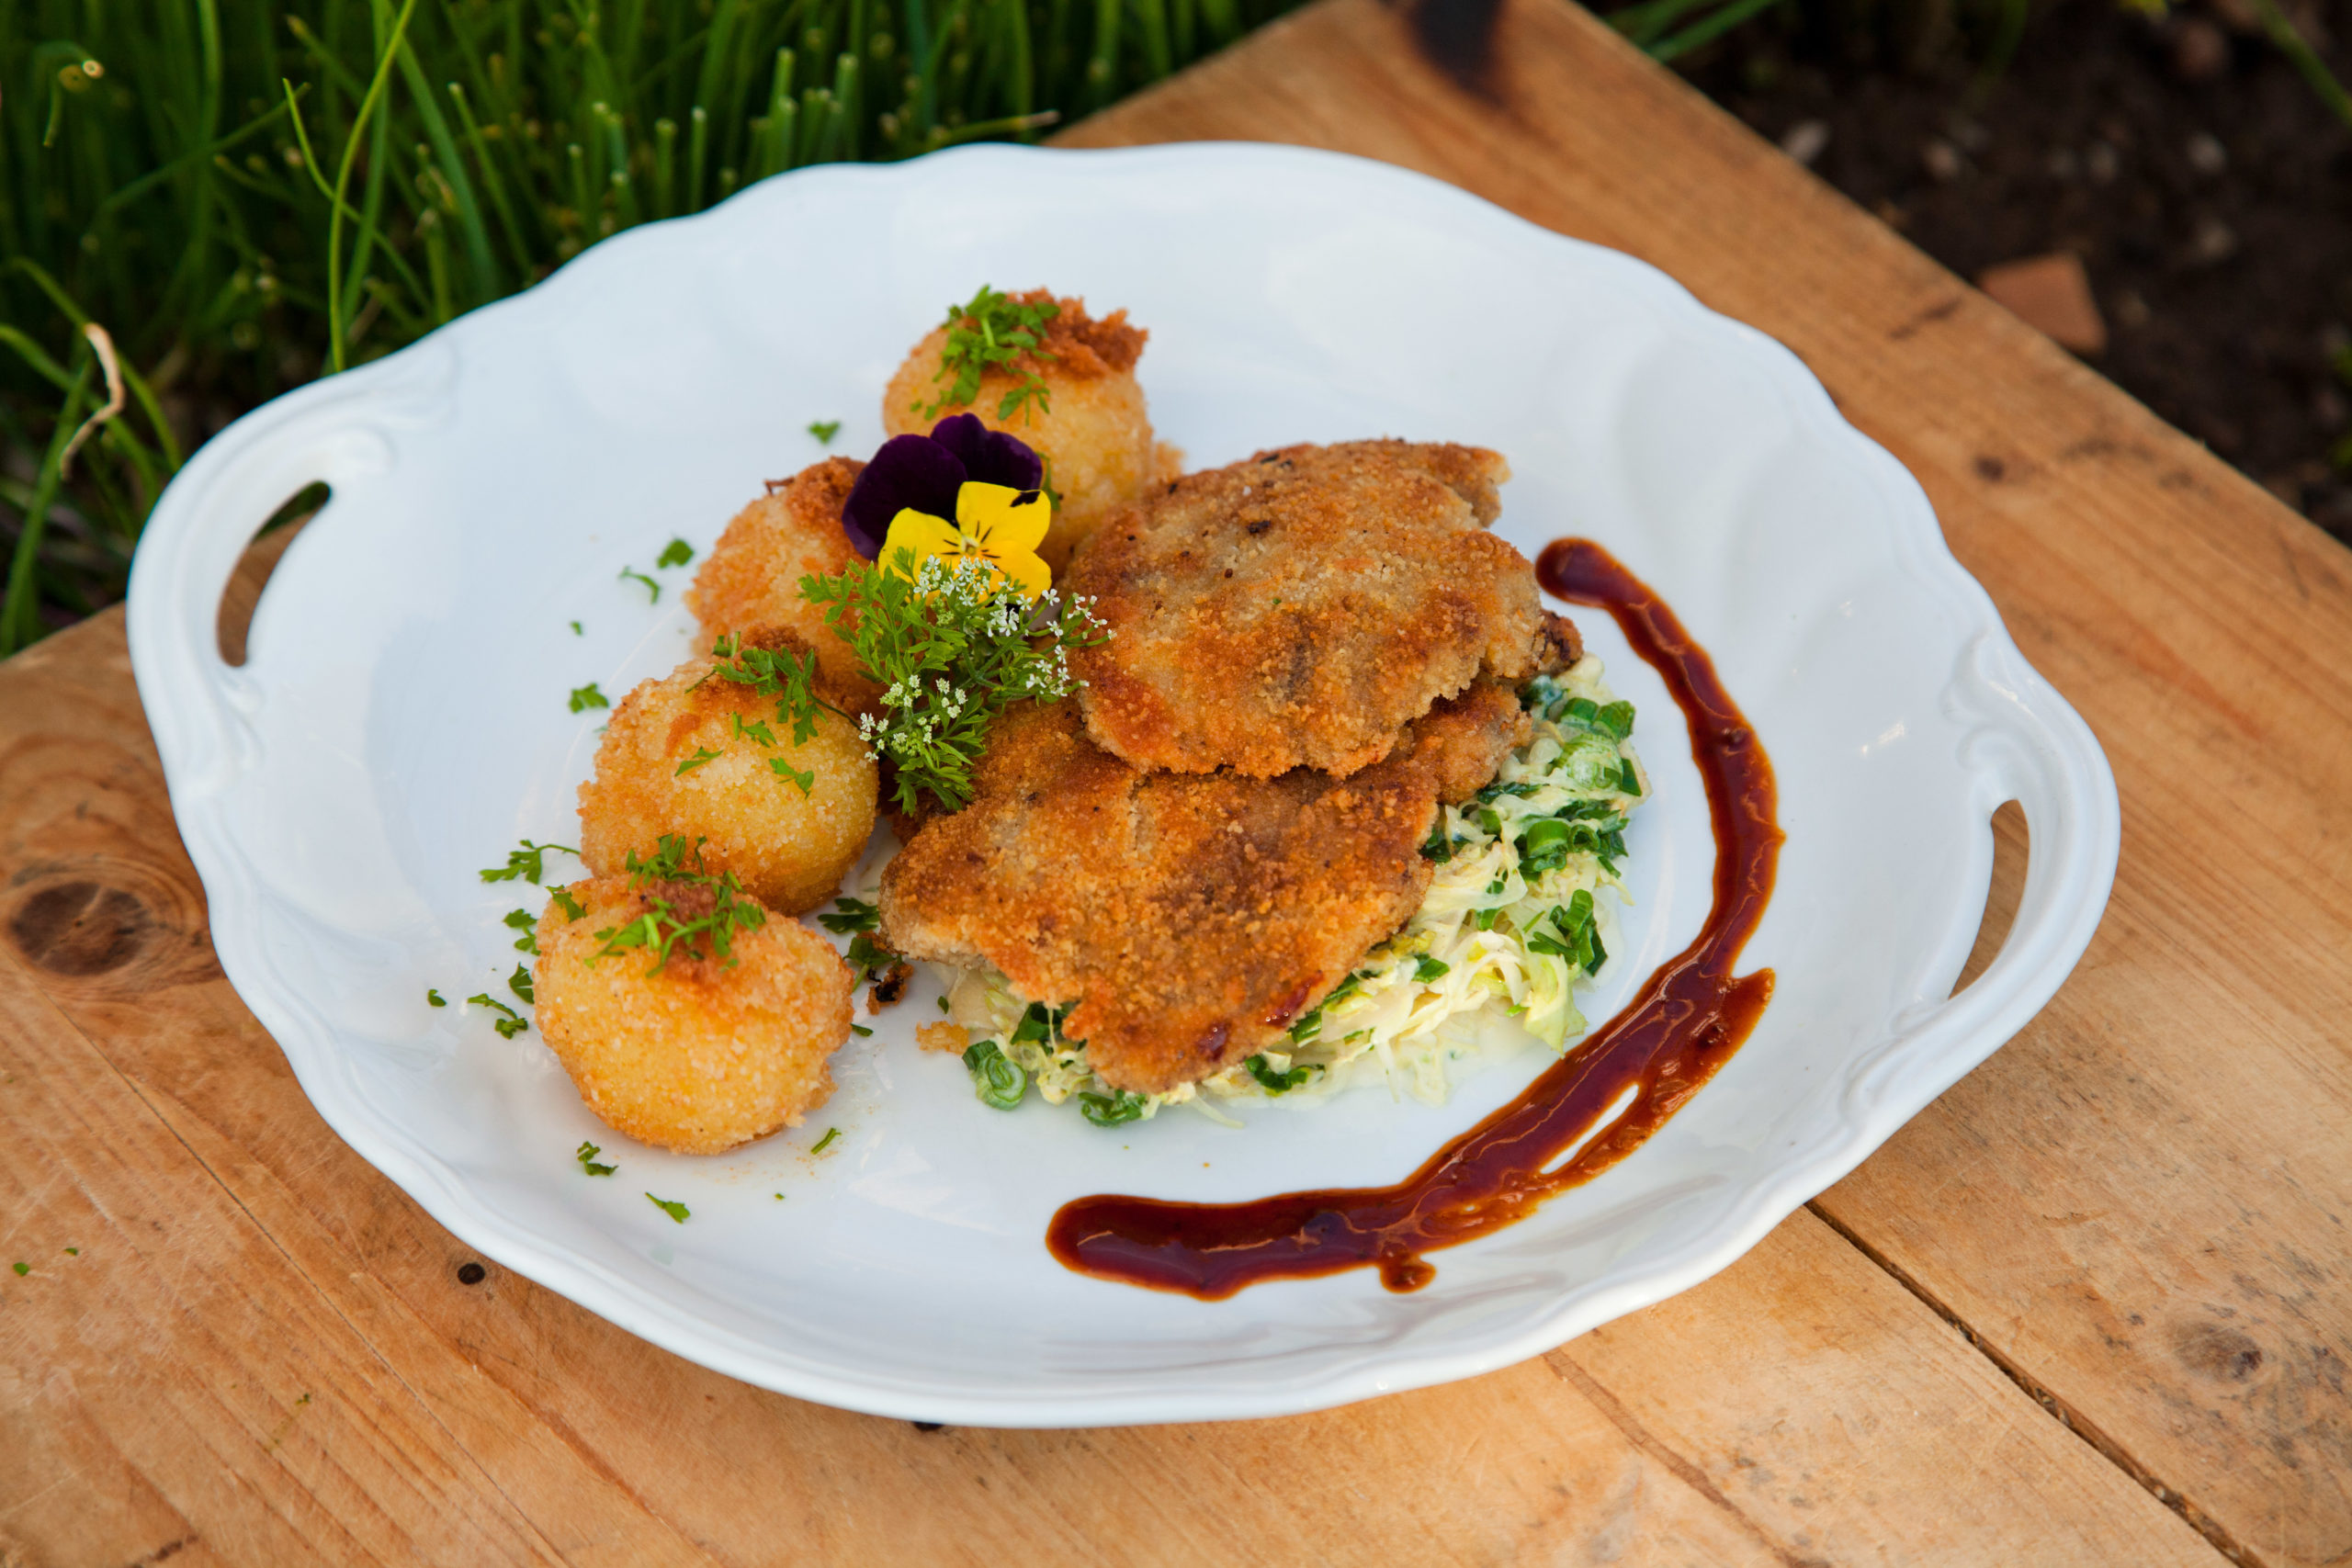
[128,142,2118,1427]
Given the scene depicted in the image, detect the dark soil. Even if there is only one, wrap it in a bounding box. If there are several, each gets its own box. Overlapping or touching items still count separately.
[1678,0,2352,544]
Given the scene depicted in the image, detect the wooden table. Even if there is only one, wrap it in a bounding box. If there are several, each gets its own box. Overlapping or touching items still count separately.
[5,1,2348,1561]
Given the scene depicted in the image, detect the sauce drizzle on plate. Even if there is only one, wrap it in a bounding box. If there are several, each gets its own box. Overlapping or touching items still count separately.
[1046,539,1783,1298]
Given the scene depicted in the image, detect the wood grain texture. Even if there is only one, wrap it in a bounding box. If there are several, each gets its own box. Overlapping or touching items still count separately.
[1063,2,2352,1562]
[0,621,2209,1562]
[0,0,2340,1558]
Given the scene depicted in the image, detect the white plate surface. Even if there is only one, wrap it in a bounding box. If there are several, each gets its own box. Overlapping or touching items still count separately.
[127,143,2119,1427]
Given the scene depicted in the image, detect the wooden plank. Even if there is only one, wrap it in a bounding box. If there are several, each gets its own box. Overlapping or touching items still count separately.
[0,615,2212,1560]
[1061,3,2352,1563]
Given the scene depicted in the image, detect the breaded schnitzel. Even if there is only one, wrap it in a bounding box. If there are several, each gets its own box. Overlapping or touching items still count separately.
[876,681,1533,1095]
[1062,440,1551,780]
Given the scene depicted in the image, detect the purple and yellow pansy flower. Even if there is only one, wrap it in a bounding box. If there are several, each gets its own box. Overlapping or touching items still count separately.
[841,413,1052,598]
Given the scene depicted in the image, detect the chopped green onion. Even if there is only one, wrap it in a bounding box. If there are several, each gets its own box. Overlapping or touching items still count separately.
[1244,1054,1315,1094]
[1079,1089,1148,1127]
[962,1039,1027,1109]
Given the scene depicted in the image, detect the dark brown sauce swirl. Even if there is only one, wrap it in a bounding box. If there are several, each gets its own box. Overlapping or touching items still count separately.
[1046,539,1782,1298]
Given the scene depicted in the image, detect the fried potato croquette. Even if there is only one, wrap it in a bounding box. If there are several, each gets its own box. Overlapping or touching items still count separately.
[876,682,1535,1095]
[578,629,877,916]
[684,457,882,712]
[1062,440,1549,780]
[532,876,854,1153]
[883,290,1178,573]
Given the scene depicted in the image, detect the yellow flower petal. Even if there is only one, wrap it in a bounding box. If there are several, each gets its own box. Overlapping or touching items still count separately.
[990,547,1053,601]
[880,508,961,576]
[956,481,1052,556]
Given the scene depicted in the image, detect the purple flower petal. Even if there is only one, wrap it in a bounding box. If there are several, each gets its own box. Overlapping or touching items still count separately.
[930,412,1044,493]
[842,434,967,559]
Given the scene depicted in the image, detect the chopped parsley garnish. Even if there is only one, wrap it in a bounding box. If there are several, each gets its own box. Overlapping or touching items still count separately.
[503,908,539,953]
[587,835,766,975]
[10,1262,25,1277]
[656,538,694,569]
[480,840,578,886]
[962,1039,1027,1109]
[917,285,1059,423]
[811,1127,842,1156]
[801,550,1107,814]
[849,1023,873,1038]
[508,964,536,1004]
[426,987,447,1007]
[808,419,842,444]
[570,620,583,636]
[843,932,899,987]
[569,682,609,713]
[1413,955,1452,983]
[674,745,724,776]
[817,897,881,935]
[576,1140,616,1177]
[1079,1088,1149,1128]
[645,1192,690,1223]
[619,566,660,603]
[769,757,815,795]
[549,886,588,921]
[467,993,529,1039]
[1244,1054,1316,1094]
[705,632,832,784]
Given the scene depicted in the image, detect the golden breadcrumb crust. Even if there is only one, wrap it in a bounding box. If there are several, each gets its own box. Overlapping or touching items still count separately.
[1063,440,1549,780]
[876,682,1534,1095]
[684,457,883,713]
[881,291,1176,573]
[577,630,878,916]
[531,874,854,1154]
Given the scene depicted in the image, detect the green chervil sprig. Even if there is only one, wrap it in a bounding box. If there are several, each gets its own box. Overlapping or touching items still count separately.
[656,538,694,569]
[467,993,529,1039]
[916,286,1060,424]
[587,835,767,975]
[801,550,1108,815]
[570,682,609,713]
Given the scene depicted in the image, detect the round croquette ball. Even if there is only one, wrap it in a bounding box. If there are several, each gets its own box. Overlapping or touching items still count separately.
[685,458,884,714]
[532,875,854,1154]
[578,630,877,916]
[883,292,1179,573]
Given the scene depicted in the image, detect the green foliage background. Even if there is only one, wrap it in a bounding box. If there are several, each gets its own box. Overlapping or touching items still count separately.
[0,0,1299,654]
